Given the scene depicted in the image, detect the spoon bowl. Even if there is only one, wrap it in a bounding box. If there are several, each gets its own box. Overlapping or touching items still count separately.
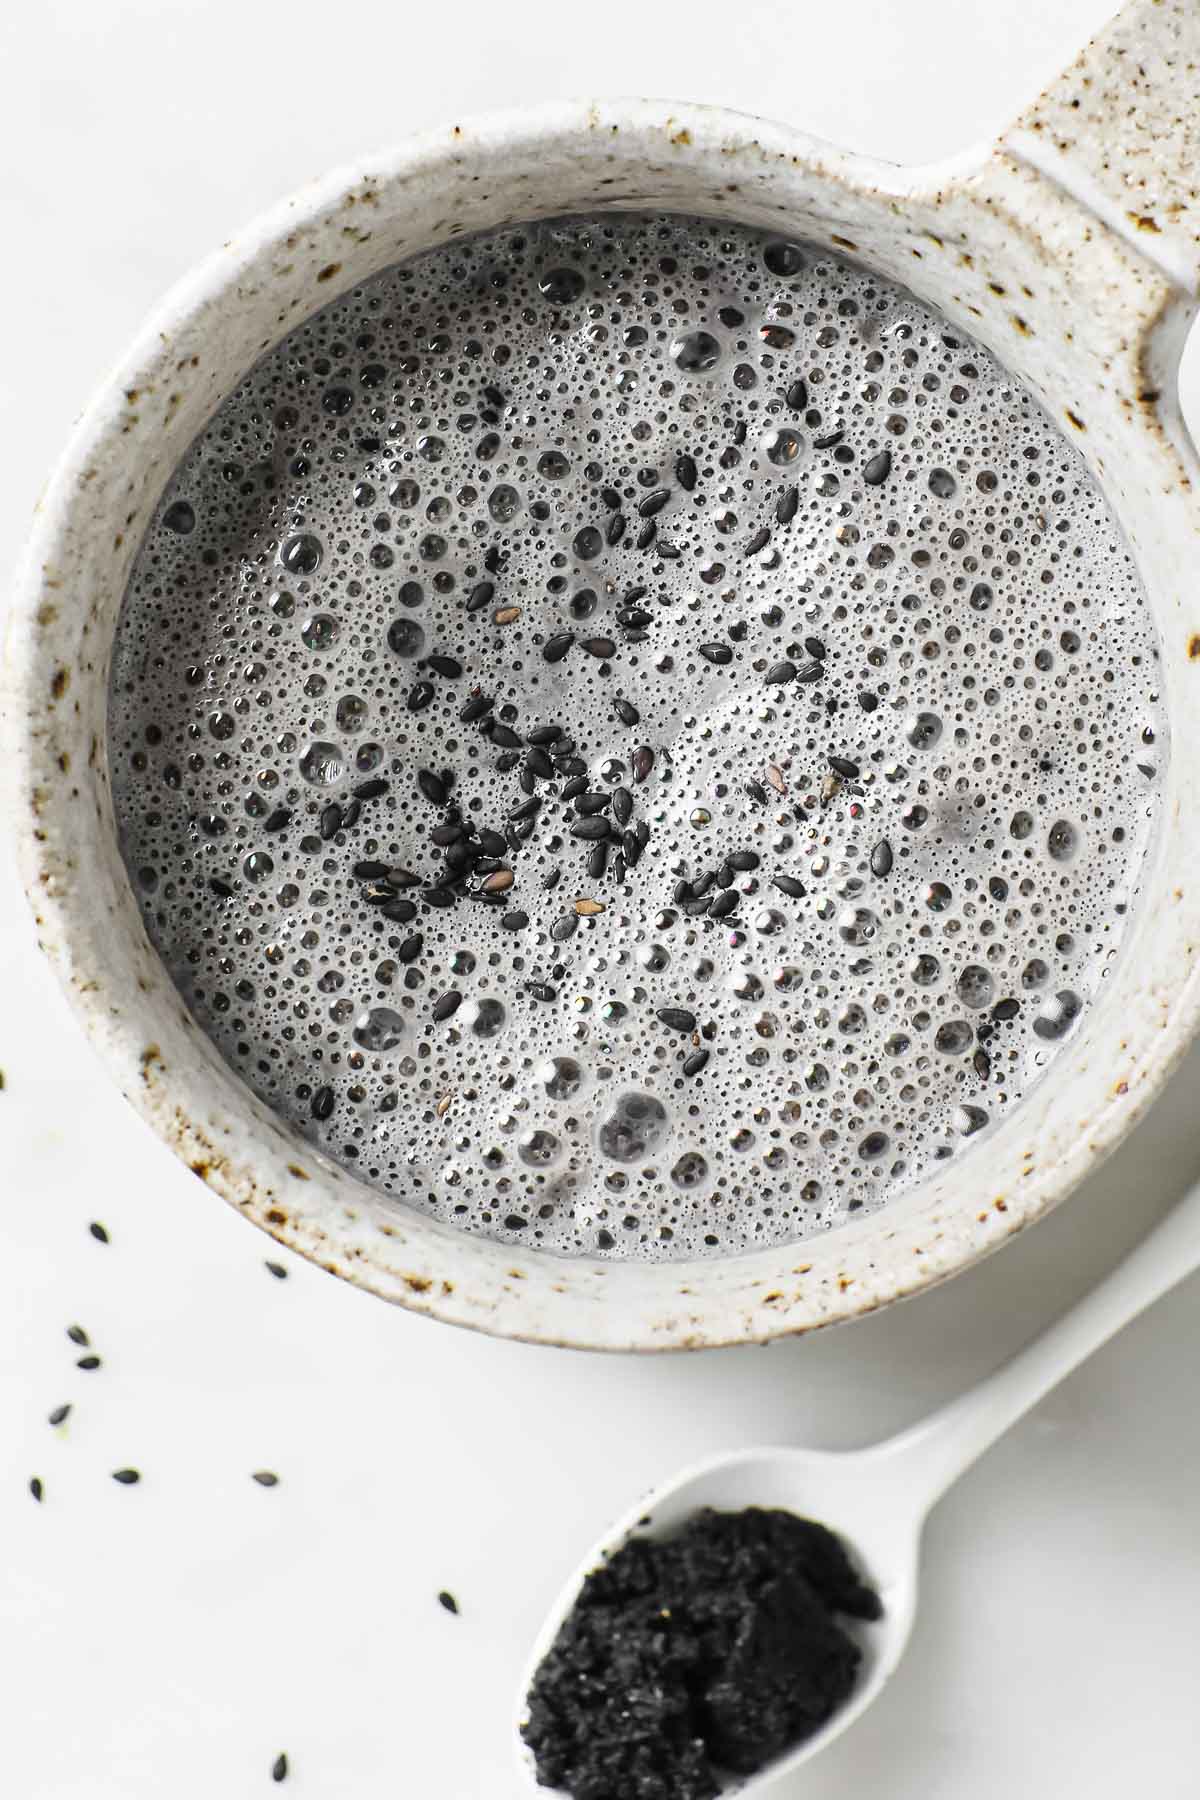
[515,1442,925,1795]
[517,1174,1200,1793]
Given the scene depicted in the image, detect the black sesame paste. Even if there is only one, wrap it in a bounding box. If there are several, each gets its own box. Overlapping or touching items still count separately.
[522,1506,882,1799]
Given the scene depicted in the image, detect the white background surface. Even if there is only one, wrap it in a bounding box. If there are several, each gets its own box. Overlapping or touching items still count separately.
[2,1,1199,1794]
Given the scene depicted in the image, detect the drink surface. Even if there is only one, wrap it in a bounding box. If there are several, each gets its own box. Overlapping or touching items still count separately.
[109,213,1165,1260]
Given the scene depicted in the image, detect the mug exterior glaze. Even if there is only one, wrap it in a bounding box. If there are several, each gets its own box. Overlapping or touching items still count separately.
[6,0,1200,1349]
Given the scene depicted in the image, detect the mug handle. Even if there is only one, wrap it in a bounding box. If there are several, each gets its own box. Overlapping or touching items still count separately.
[999,0,1200,298]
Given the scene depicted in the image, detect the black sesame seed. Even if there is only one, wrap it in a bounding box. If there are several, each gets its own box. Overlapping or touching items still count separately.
[656,1007,696,1032]
[380,897,417,923]
[397,934,425,964]
[732,421,748,446]
[527,724,562,746]
[632,745,654,784]
[657,540,682,560]
[570,816,612,841]
[636,520,657,549]
[431,823,464,847]
[265,1261,288,1280]
[785,378,809,411]
[557,756,587,777]
[728,850,760,871]
[438,1590,459,1615]
[796,661,824,683]
[417,768,448,806]
[459,694,494,724]
[489,723,524,749]
[541,868,562,890]
[353,860,390,881]
[743,527,771,556]
[634,820,650,849]
[509,817,536,845]
[112,1468,140,1485]
[465,579,495,613]
[863,449,892,486]
[744,779,768,805]
[814,428,845,450]
[973,1048,992,1080]
[422,887,456,908]
[406,681,435,713]
[252,1470,279,1488]
[363,882,398,905]
[587,841,610,879]
[611,851,628,883]
[605,512,626,546]
[502,910,529,930]
[551,915,579,942]
[683,894,712,916]
[773,873,807,898]
[857,690,879,712]
[30,1477,43,1503]
[698,642,733,666]
[682,1049,710,1077]
[48,1404,71,1426]
[66,1324,89,1346]
[272,1753,289,1783]
[352,777,389,801]
[828,754,860,778]
[708,889,738,919]
[543,632,574,663]
[617,606,652,628]
[89,1222,109,1244]
[581,636,617,658]
[526,980,558,1003]
[507,794,541,824]
[426,652,463,678]
[714,863,735,888]
[209,877,234,899]
[574,791,612,816]
[341,799,361,829]
[765,659,797,685]
[432,991,463,1022]
[775,485,799,525]
[673,879,693,904]
[612,787,633,826]
[264,807,292,833]
[600,486,622,510]
[526,745,555,779]
[478,828,507,857]
[319,802,343,841]
[560,775,588,802]
[675,452,698,491]
[637,489,670,518]
[76,1355,101,1371]
[992,998,1021,1021]
[310,1085,335,1121]
[870,839,894,877]
[551,737,577,760]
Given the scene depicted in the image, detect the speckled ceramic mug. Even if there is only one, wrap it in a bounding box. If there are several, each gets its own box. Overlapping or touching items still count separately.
[6,0,1200,1349]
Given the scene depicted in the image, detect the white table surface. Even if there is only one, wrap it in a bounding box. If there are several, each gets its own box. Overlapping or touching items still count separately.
[3,1,1199,1794]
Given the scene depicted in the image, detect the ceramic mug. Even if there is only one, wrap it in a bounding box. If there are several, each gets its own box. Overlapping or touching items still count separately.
[6,0,1200,1349]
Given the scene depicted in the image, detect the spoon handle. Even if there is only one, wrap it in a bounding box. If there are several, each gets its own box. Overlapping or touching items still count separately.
[879,1179,1200,1513]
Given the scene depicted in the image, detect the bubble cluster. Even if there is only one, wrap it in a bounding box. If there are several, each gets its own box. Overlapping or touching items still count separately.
[108,212,1166,1261]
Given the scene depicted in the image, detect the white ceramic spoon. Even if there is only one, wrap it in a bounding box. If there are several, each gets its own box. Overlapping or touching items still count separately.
[516,1180,1200,1794]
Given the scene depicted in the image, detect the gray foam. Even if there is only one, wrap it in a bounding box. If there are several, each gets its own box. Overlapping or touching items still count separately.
[109,213,1166,1260]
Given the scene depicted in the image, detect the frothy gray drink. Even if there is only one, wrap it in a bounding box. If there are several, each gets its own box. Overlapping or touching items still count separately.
[109,213,1165,1260]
